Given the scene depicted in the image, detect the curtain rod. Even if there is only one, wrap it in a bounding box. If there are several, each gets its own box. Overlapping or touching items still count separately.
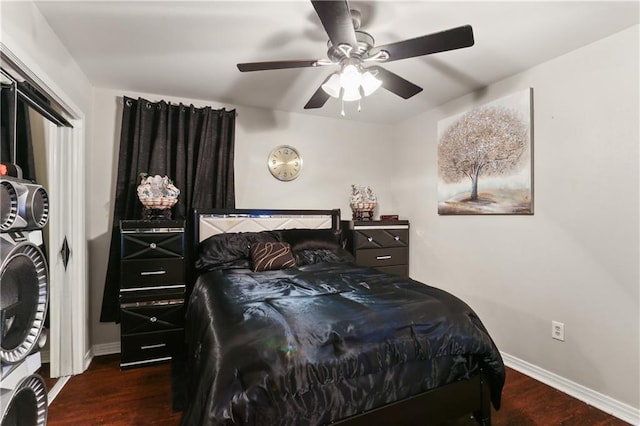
[116,96,238,117]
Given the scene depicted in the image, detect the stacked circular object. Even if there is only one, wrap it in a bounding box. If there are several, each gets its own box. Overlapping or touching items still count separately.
[0,175,50,425]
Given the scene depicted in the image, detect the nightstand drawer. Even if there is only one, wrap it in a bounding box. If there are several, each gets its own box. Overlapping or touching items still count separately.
[355,229,409,250]
[121,232,184,259]
[121,302,184,334]
[121,258,184,288]
[119,287,185,304]
[355,247,408,268]
[120,329,183,368]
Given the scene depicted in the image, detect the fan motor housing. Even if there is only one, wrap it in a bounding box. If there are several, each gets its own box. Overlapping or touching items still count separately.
[327,30,376,62]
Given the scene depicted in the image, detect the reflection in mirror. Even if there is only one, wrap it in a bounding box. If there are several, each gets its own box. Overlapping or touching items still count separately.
[1,70,16,167]
[1,65,71,180]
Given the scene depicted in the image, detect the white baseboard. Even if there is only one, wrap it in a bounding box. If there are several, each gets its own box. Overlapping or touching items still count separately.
[83,349,93,372]
[502,352,640,425]
[92,341,121,357]
[47,376,70,405]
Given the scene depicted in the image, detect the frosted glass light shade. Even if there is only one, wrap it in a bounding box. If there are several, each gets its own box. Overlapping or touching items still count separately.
[339,64,362,91]
[361,71,382,96]
[342,86,361,102]
[320,65,380,102]
[321,73,341,98]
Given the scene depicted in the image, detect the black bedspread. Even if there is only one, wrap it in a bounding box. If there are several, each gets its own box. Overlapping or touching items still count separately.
[181,263,505,425]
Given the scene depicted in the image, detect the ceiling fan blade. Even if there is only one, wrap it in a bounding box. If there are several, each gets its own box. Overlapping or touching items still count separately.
[369,66,423,99]
[372,25,474,63]
[311,0,358,52]
[237,59,328,72]
[304,75,332,109]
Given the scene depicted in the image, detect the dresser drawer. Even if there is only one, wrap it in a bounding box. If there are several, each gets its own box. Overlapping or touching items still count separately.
[119,287,185,304]
[120,329,183,368]
[121,232,184,260]
[121,258,184,289]
[354,228,409,250]
[355,247,408,268]
[120,302,184,335]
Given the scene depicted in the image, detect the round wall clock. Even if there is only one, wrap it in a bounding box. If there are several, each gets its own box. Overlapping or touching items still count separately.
[267,145,302,181]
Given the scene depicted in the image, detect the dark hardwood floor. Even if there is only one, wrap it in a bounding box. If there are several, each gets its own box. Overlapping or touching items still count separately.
[41,355,628,425]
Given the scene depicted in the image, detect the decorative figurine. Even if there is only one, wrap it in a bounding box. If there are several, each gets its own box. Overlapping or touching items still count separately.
[137,173,180,220]
[349,184,377,220]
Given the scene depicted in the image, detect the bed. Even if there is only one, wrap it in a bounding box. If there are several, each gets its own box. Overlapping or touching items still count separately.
[181,209,505,425]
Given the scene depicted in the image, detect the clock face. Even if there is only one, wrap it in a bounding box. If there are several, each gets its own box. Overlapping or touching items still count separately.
[268,145,302,181]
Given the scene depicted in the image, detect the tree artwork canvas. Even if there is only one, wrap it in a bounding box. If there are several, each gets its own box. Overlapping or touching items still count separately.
[437,88,533,215]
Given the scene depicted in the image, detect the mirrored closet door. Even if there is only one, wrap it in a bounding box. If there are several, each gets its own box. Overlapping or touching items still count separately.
[1,52,87,391]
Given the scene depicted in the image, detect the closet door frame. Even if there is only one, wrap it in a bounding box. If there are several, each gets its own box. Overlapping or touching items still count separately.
[1,44,89,377]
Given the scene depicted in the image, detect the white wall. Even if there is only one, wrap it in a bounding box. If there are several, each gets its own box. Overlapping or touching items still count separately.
[89,87,396,347]
[1,2,92,114]
[393,25,639,412]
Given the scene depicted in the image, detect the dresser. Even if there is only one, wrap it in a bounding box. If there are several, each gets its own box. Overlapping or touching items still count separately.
[341,220,410,278]
[119,220,185,369]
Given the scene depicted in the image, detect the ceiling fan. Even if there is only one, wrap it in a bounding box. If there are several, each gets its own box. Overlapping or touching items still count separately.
[237,0,475,114]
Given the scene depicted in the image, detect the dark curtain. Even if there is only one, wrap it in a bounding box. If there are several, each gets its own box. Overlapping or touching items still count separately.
[100,96,236,323]
[1,84,36,180]
[15,97,36,181]
[0,83,15,165]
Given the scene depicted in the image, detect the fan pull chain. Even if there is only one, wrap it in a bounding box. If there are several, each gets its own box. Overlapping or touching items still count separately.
[358,99,362,112]
[341,99,345,117]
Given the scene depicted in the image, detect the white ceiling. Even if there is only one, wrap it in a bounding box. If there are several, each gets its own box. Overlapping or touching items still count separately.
[35,1,639,124]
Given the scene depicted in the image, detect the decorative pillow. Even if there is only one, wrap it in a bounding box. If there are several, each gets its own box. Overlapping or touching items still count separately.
[294,248,355,266]
[276,228,341,252]
[196,231,278,271]
[250,242,296,272]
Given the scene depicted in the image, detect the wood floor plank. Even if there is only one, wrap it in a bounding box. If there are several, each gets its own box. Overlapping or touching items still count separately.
[41,355,629,425]
[44,355,181,425]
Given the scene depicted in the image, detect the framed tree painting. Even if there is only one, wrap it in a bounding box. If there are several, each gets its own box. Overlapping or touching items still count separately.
[437,88,533,215]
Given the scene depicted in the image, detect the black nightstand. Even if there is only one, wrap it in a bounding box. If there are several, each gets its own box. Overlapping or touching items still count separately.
[341,220,410,278]
[119,220,185,369]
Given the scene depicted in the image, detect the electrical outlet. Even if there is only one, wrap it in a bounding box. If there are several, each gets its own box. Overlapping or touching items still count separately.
[552,321,565,341]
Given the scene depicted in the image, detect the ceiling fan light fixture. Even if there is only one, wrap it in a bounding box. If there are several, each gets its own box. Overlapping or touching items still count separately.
[321,73,342,98]
[339,64,362,91]
[321,64,380,102]
[361,71,382,96]
[341,85,362,102]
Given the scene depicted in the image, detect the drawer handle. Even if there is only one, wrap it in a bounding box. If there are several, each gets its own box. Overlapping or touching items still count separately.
[141,343,166,350]
[140,270,166,276]
[149,316,157,323]
[376,255,392,260]
[367,237,374,242]
[149,243,157,249]
[394,236,400,241]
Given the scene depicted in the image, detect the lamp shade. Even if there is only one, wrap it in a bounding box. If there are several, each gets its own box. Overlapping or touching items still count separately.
[339,64,362,92]
[342,86,361,102]
[320,64,381,103]
[361,71,382,96]
[321,73,341,98]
